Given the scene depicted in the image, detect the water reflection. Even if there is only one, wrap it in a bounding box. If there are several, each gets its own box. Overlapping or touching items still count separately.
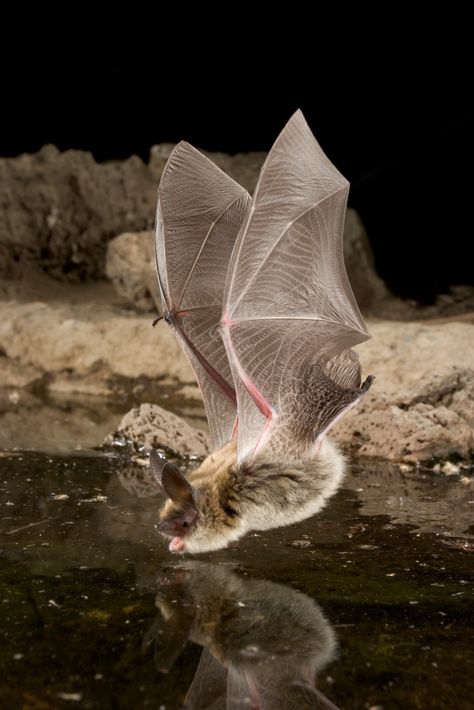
[145,562,338,709]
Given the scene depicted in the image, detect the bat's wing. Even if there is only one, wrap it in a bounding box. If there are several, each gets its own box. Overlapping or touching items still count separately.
[156,142,250,449]
[184,648,227,709]
[222,110,373,463]
[142,612,192,674]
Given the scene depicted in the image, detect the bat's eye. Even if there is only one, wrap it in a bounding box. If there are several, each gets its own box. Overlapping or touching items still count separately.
[181,520,188,528]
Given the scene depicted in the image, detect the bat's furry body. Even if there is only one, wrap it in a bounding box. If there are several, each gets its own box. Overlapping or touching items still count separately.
[158,438,345,554]
[152,110,374,553]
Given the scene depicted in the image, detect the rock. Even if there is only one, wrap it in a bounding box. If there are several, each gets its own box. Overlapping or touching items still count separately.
[47,372,116,398]
[356,321,474,397]
[0,298,194,383]
[419,285,474,320]
[106,403,210,457]
[289,539,312,549]
[333,321,474,461]
[1,144,391,318]
[336,399,473,461]
[177,384,202,401]
[0,284,473,462]
[0,145,157,281]
[105,231,161,312]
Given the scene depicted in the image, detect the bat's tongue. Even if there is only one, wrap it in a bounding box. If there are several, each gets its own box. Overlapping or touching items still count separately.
[169,536,185,553]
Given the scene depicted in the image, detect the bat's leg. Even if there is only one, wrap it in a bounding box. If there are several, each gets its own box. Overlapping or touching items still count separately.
[236,368,274,458]
[231,416,238,439]
[176,321,237,405]
[242,668,262,709]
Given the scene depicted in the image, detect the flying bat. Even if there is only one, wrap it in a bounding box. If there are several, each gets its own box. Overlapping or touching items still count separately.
[152,110,374,553]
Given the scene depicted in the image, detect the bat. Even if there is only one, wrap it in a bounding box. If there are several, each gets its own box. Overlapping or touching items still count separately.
[145,562,339,709]
[152,110,374,553]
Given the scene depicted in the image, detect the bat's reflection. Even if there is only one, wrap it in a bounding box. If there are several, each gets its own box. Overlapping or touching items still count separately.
[144,562,339,709]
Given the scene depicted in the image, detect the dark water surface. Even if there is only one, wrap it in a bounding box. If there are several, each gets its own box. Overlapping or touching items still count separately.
[1,450,473,709]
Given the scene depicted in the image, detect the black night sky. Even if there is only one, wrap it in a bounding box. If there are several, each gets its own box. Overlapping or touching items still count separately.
[2,18,472,301]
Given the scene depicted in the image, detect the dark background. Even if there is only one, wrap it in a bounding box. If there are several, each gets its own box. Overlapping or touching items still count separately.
[2,21,472,301]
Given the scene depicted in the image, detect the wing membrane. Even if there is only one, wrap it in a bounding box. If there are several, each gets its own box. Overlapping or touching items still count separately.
[156,142,250,448]
[222,111,371,462]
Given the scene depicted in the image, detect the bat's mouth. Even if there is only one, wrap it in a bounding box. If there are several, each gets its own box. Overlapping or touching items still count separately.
[169,536,185,553]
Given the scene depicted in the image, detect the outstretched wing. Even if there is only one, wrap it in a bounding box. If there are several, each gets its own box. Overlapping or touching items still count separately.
[184,648,228,709]
[155,142,250,449]
[222,110,373,463]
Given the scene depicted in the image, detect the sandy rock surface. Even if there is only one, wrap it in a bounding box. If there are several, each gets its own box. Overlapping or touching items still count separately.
[1,144,398,319]
[0,146,159,281]
[333,321,474,461]
[0,278,473,462]
[0,297,194,385]
[106,402,210,458]
[106,230,161,312]
[0,144,266,283]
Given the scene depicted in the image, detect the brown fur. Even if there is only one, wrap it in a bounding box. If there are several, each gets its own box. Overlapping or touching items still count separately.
[159,437,345,553]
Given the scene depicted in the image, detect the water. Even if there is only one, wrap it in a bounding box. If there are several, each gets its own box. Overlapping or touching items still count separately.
[1,446,473,709]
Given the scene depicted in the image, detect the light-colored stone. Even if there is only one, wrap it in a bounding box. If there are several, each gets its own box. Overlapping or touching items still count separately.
[47,372,115,398]
[357,320,474,397]
[0,146,157,281]
[335,399,473,461]
[177,384,202,400]
[107,402,210,457]
[0,299,194,383]
[1,143,394,319]
[333,321,474,461]
[106,230,161,312]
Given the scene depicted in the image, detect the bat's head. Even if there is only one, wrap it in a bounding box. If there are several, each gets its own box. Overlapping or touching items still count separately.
[149,450,198,553]
[149,445,243,554]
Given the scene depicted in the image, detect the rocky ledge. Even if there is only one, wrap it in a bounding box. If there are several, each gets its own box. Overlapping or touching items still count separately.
[0,277,472,463]
[0,144,473,467]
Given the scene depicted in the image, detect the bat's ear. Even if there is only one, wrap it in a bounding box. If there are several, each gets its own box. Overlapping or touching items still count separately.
[149,450,196,510]
[149,449,168,484]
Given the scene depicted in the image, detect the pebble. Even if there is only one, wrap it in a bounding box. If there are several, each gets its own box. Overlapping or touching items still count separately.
[57,693,82,701]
